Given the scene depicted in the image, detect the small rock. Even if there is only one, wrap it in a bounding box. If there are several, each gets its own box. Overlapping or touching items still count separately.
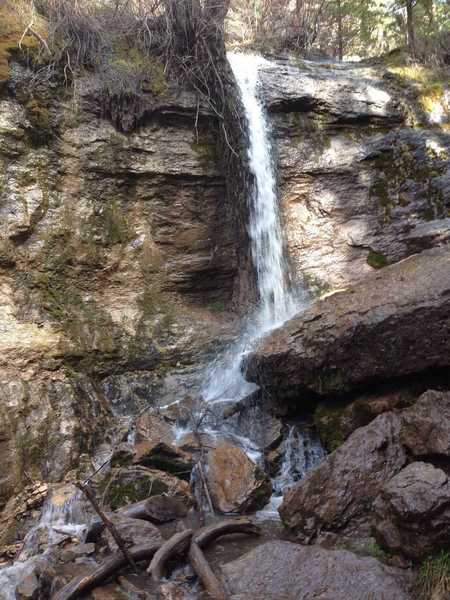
[133,442,194,480]
[104,515,162,551]
[16,572,40,600]
[143,495,189,523]
[207,443,272,514]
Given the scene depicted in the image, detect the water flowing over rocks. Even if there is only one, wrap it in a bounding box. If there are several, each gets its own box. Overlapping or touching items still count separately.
[245,247,450,396]
[373,462,450,561]
[223,541,413,600]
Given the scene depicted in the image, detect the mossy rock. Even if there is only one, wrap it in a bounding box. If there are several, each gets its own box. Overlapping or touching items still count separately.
[314,400,350,452]
[100,466,193,511]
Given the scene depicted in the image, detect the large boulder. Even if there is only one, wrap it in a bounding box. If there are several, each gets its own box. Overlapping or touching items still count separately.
[245,247,450,396]
[373,462,450,561]
[222,541,412,600]
[279,412,407,540]
[401,390,450,458]
[206,444,272,514]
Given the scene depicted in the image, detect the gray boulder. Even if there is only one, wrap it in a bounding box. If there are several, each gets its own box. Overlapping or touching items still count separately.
[373,462,450,561]
[223,541,412,600]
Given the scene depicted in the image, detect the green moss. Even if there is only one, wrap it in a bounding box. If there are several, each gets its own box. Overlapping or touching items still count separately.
[100,470,170,510]
[370,140,447,223]
[191,136,218,169]
[303,272,332,298]
[367,249,389,269]
[110,45,168,97]
[314,400,349,452]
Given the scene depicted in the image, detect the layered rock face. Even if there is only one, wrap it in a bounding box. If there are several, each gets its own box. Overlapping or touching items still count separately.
[261,59,450,293]
[0,64,239,513]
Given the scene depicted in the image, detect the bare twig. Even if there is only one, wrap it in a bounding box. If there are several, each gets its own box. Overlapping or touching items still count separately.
[76,482,139,573]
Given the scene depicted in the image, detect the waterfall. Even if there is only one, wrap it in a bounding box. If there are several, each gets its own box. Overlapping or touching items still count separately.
[198,52,321,516]
[201,53,299,405]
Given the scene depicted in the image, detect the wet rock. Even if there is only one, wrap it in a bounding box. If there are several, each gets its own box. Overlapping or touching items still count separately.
[206,444,272,514]
[223,397,283,452]
[111,443,135,468]
[133,441,194,480]
[101,466,193,511]
[142,495,189,524]
[104,515,162,552]
[135,411,174,445]
[279,412,407,540]
[16,572,40,600]
[401,390,450,458]
[373,462,450,561]
[222,541,412,600]
[245,248,450,396]
[90,583,129,600]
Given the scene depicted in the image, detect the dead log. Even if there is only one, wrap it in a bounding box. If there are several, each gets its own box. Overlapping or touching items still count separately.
[189,541,228,600]
[147,529,194,581]
[51,542,162,600]
[76,482,138,573]
[194,517,260,548]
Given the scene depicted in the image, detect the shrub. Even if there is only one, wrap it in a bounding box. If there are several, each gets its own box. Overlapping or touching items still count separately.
[415,551,450,600]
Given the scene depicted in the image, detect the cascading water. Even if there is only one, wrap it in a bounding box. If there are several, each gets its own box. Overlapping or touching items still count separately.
[198,52,322,515]
[202,52,298,406]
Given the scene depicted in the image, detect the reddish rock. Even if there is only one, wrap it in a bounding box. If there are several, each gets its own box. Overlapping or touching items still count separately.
[207,444,272,514]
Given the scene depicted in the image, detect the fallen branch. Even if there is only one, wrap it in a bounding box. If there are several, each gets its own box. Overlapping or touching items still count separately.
[76,482,138,573]
[194,517,260,548]
[189,541,228,600]
[147,529,193,582]
[51,542,162,600]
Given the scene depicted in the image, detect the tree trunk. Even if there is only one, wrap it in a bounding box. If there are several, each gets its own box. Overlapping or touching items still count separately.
[406,0,416,60]
[337,0,344,61]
